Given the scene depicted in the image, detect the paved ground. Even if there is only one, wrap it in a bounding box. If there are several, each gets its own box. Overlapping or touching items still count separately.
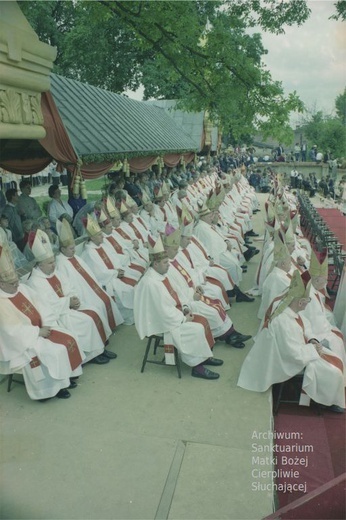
[1,194,276,520]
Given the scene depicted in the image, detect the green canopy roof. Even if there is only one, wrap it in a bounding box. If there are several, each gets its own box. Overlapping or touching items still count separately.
[50,74,197,162]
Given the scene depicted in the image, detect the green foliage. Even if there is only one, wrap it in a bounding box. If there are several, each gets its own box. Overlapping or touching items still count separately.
[335,87,346,125]
[330,1,346,21]
[19,0,312,142]
[302,111,346,158]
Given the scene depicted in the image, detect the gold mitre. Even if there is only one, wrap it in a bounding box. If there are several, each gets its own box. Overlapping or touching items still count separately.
[56,218,75,247]
[162,224,181,247]
[273,230,290,264]
[85,214,101,237]
[125,193,137,207]
[309,248,328,278]
[179,203,194,225]
[106,197,120,219]
[120,201,131,216]
[98,208,111,227]
[141,191,152,205]
[161,182,169,196]
[206,190,218,211]
[28,229,54,262]
[148,235,167,261]
[284,222,295,247]
[270,270,311,321]
[196,199,211,218]
[0,243,17,283]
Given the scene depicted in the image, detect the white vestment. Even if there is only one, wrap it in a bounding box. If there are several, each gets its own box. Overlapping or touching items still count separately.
[26,267,105,363]
[194,220,242,284]
[55,252,123,332]
[81,241,135,324]
[166,262,232,339]
[301,285,346,375]
[134,268,213,366]
[258,267,292,320]
[238,307,345,408]
[0,284,83,399]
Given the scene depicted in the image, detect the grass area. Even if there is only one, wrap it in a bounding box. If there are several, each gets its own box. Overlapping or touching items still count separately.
[85,176,109,192]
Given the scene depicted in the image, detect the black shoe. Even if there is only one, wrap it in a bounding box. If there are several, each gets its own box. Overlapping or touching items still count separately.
[241,266,248,272]
[230,332,252,342]
[244,250,256,262]
[56,389,71,399]
[69,380,78,389]
[191,367,220,380]
[103,349,117,359]
[329,405,344,413]
[228,341,245,349]
[227,289,236,297]
[247,230,259,237]
[203,357,224,366]
[236,292,255,303]
[89,354,110,365]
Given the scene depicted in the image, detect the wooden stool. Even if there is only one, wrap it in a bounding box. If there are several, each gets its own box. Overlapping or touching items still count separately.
[141,335,182,378]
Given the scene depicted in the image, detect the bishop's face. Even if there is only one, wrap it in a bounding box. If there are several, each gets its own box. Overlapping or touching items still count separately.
[61,244,75,258]
[153,257,170,275]
[38,257,56,276]
[90,232,103,246]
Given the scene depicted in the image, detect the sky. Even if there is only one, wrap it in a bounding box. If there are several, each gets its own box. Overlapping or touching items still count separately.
[259,0,346,125]
[126,1,346,126]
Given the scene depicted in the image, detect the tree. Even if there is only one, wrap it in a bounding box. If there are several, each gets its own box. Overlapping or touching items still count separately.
[335,87,346,126]
[301,111,346,158]
[19,0,312,141]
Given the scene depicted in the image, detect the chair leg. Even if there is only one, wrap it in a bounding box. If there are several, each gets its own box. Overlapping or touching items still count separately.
[273,383,284,415]
[141,337,153,373]
[153,336,162,355]
[174,348,182,379]
[7,374,13,392]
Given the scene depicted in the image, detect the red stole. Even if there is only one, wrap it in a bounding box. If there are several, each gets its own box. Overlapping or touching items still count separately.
[68,256,116,330]
[171,259,194,288]
[205,277,230,305]
[9,291,82,370]
[182,249,194,269]
[162,278,214,349]
[95,248,137,287]
[129,222,144,241]
[46,275,65,297]
[262,295,283,329]
[136,216,149,230]
[115,228,132,241]
[95,246,115,269]
[182,249,229,305]
[160,207,167,221]
[190,237,208,260]
[106,235,124,254]
[79,309,107,344]
[129,263,145,275]
[47,274,106,344]
[200,295,227,321]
